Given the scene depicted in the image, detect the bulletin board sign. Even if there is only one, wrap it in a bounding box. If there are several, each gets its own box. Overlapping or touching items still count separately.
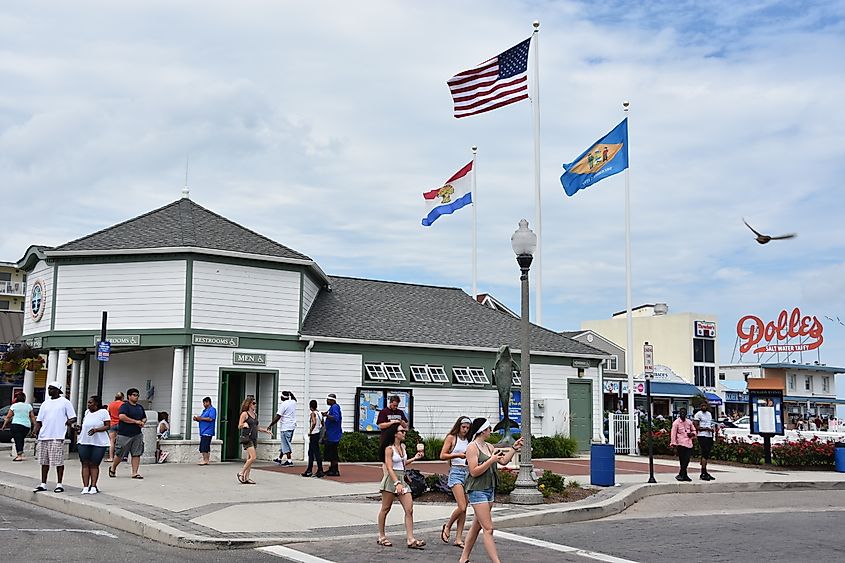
[355,388,414,433]
[749,389,784,436]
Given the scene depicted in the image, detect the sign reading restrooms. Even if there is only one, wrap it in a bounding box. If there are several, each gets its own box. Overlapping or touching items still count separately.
[736,307,823,354]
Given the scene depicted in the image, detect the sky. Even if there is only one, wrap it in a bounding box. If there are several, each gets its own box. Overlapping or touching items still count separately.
[2,1,845,373]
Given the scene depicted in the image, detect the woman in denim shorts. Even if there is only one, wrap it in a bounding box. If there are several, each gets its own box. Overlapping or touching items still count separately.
[439,416,472,548]
[459,418,523,563]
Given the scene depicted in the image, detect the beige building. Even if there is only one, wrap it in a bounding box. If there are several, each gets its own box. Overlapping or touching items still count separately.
[0,261,26,312]
[581,303,719,390]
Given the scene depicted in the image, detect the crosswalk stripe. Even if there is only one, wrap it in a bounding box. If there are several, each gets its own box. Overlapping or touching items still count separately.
[495,530,639,563]
[256,545,335,562]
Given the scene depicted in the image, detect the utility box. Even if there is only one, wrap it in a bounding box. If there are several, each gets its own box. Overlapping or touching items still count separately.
[538,398,567,436]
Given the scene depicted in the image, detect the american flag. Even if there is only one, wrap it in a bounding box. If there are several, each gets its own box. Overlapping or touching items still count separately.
[448,38,531,119]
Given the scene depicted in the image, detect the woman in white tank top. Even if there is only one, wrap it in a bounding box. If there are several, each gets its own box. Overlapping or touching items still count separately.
[377,423,424,548]
[439,416,472,548]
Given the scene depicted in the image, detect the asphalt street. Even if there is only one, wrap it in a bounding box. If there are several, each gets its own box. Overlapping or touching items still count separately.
[280,490,845,563]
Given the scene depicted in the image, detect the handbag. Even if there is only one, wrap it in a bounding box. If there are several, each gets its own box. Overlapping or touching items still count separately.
[239,426,252,445]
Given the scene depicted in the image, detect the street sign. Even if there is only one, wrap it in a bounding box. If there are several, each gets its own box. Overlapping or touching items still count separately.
[97,341,111,362]
[643,343,654,378]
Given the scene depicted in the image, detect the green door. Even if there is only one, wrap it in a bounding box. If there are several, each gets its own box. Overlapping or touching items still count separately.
[568,381,593,451]
[220,371,245,461]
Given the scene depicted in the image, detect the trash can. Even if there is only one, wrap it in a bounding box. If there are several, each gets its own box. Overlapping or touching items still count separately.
[835,443,845,473]
[590,443,615,486]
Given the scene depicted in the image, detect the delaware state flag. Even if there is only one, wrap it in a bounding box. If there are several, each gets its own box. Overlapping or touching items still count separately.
[560,119,628,197]
[421,161,473,227]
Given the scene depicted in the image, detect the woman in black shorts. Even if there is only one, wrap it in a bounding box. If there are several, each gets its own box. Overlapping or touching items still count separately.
[76,396,112,494]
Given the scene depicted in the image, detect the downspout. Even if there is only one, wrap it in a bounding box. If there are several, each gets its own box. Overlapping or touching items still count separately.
[302,339,315,461]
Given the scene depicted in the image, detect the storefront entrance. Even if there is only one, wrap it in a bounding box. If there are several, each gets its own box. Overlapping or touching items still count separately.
[219,369,277,461]
[568,380,593,451]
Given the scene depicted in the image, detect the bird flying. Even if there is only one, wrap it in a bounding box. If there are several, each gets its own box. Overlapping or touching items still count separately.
[742,218,797,245]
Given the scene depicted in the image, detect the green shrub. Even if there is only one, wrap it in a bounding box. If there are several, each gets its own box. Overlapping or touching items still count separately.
[487,433,502,444]
[424,437,444,461]
[566,479,581,489]
[338,431,380,462]
[496,469,517,494]
[405,427,423,452]
[424,472,441,491]
[537,470,566,498]
[531,434,577,458]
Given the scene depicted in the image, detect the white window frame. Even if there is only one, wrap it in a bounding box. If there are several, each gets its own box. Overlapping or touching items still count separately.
[364,363,388,381]
[410,365,431,383]
[604,355,618,371]
[823,376,830,392]
[383,363,405,381]
[364,362,405,382]
[468,367,490,385]
[428,365,449,384]
[452,367,474,385]
[805,376,811,391]
[788,374,796,390]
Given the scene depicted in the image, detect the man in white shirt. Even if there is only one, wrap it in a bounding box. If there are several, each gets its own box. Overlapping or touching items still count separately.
[267,391,297,466]
[33,381,77,493]
[693,401,717,481]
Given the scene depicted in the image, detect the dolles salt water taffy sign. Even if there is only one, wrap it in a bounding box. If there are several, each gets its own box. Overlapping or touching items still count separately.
[736,307,824,354]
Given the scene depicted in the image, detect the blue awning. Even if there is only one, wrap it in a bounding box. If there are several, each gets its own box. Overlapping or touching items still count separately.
[647,381,703,398]
[704,392,723,406]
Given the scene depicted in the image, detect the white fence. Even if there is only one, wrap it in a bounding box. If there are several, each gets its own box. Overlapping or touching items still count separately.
[608,413,640,454]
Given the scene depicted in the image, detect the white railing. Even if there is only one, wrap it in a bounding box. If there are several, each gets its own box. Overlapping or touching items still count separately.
[608,413,640,454]
[0,281,25,296]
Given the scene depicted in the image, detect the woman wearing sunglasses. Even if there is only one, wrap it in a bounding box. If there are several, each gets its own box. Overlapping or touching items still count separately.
[376,424,425,549]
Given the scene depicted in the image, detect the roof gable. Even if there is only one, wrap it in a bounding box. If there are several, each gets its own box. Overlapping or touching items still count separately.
[51,198,310,261]
[302,276,605,356]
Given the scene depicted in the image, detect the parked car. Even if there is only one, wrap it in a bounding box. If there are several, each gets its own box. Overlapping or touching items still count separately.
[733,415,750,429]
[718,418,738,428]
[0,404,40,442]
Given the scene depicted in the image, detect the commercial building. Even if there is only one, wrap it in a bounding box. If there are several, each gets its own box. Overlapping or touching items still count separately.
[17,197,607,461]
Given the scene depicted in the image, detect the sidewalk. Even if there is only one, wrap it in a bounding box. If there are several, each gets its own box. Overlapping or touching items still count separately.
[0,448,842,549]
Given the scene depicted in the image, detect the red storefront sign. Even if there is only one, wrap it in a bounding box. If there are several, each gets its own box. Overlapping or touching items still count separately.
[736,307,824,354]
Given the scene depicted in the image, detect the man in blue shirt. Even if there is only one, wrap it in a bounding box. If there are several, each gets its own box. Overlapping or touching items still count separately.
[192,397,217,465]
[321,393,343,476]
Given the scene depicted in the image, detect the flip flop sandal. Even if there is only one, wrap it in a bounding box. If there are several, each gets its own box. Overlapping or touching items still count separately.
[237,473,245,483]
[108,467,116,478]
[441,524,450,543]
[407,539,425,550]
[131,474,144,479]
[454,541,465,548]
[244,479,256,485]
[376,537,393,547]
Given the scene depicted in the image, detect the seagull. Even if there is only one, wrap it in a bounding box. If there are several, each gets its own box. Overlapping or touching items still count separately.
[742,218,797,244]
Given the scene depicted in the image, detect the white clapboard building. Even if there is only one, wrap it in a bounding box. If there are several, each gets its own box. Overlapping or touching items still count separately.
[17,196,607,462]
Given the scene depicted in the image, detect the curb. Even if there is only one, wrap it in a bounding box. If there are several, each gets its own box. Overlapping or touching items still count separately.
[2,477,843,549]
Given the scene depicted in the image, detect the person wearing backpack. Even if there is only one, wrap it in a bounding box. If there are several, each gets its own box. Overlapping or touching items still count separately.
[376,423,425,549]
[301,400,324,478]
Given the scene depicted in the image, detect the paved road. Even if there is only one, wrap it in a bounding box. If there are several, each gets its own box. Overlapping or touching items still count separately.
[280,490,845,562]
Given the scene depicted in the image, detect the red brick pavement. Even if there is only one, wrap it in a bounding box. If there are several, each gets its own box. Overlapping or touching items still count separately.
[258,457,680,484]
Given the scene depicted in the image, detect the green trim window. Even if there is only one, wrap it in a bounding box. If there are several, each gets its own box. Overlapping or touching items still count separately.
[453,366,489,385]
[410,364,449,384]
[364,362,406,382]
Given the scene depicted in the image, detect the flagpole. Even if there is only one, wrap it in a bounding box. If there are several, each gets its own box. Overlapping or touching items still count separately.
[623,100,636,456]
[531,20,542,325]
[472,145,478,299]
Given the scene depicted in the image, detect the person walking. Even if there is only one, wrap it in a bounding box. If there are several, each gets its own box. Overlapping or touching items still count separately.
[693,401,716,481]
[301,399,324,478]
[192,397,217,465]
[76,395,110,494]
[267,390,297,466]
[105,391,124,463]
[237,397,270,484]
[1,392,35,461]
[670,407,697,482]
[321,393,342,476]
[439,416,472,549]
[459,418,523,563]
[156,412,170,463]
[109,388,146,480]
[33,381,77,493]
[376,424,425,549]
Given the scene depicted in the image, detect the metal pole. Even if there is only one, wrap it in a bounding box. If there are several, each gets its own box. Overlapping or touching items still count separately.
[96,311,107,399]
[531,20,542,325]
[510,253,542,504]
[646,377,656,483]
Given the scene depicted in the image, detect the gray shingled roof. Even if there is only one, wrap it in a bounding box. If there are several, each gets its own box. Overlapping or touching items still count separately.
[302,276,606,356]
[52,198,311,261]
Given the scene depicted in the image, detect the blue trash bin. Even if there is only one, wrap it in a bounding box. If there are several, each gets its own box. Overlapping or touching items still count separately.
[835,443,845,473]
[591,443,615,486]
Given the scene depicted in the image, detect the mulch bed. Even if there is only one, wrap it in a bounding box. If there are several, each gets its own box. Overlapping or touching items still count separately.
[369,487,597,505]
